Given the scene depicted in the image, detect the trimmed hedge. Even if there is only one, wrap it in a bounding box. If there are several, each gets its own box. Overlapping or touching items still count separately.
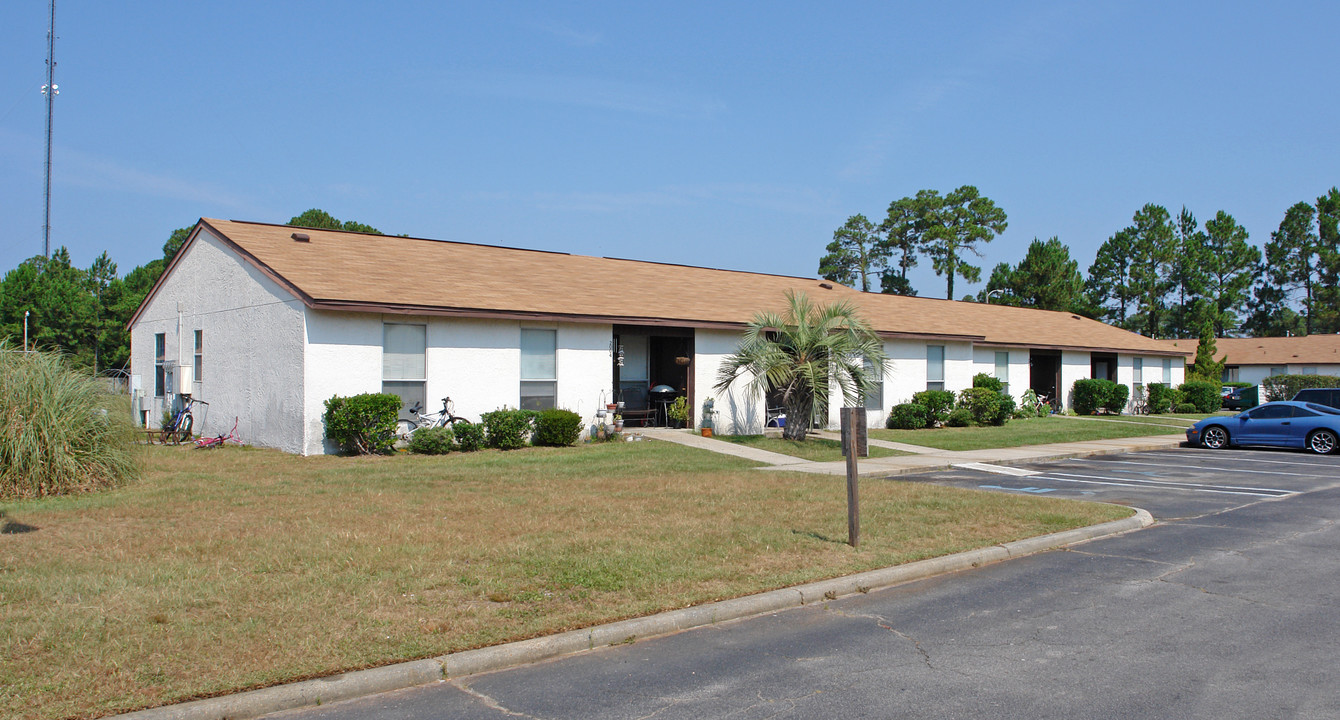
[887,403,929,430]
[324,393,401,455]
[1178,381,1223,413]
[958,387,1014,426]
[945,407,973,427]
[1073,379,1112,415]
[1261,374,1340,402]
[452,422,486,452]
[533,408,583,447]
[408,426,454,455]
[1146,383,1177,414]
[1174,402,1198,413]
[1104,382,1129,415]
[972,373,1004,393]
[481,408,537,450]
[911,390,956,427]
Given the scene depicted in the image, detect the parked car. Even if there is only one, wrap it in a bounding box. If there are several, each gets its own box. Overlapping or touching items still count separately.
[1221,386,1250,410]
[1187,401,1340,454]
[1291,388,1340,410]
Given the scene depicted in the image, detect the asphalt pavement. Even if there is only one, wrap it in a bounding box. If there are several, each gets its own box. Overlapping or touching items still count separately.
[259,446,1340,720]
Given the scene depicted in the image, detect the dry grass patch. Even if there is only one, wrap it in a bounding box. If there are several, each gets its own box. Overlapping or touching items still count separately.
[0,442,1129,720]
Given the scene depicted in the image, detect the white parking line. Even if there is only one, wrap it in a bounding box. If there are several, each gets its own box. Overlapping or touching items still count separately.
[1040,471,1294,498]
[1075,458,1337,479]
[1128,451,1340,469]
[954,462,1041,477]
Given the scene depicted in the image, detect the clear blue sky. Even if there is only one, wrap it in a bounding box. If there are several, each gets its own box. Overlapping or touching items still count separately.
[2,1,1336,299]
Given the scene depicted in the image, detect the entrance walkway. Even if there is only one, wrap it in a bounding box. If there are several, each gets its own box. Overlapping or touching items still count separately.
[636,427,1186,477]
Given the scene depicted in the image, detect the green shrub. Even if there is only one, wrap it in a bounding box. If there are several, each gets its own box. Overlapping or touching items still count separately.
[1223,381,1252,389]
[1019,388,1050,417]
[1104,382,1129,415]
[972,373,1004,393]
[481,407,537,450]
[407,426,454,455]
[1174,402,1199,414]
[533,408,583,447]
[1072,379,1109,415]
[958,387,1012,426]
[1261,374,1340,402]
[1178,381,1223,413]
[911,390,955,427]
[945,407,973,427]
[0,345,140,499]
[323,393,401,455]
[452,422,486,452]
[887,403,928,430]
[1146,383,1176,414]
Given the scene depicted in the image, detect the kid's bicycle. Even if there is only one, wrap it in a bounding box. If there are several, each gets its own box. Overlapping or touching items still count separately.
[195,417,239,449]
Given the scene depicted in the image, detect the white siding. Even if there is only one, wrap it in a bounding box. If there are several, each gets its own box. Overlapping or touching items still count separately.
[131,228,307,453]
[694,329,765,435]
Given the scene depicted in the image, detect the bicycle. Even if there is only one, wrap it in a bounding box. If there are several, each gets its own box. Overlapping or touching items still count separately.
[398,397,470,440]
[195,417,239,449]
[160,397,207,445]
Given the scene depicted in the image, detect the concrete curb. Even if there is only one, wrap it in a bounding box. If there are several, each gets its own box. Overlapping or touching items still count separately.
[109,509,1154,720]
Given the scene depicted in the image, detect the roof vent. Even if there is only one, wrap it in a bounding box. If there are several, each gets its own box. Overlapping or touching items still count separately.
[1071,315,1081,320]
[818,282,833,290]
[291,232,310,242]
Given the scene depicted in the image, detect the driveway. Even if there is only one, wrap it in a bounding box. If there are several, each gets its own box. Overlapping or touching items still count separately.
[267,447,1340,720]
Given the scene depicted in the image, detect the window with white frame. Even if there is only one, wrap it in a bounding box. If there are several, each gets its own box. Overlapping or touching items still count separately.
[194,330,203,385]
[1223,366,1239,383]
[1303,366,1317,375]
[1133,357,1144,402]
[1269,366,1285,376]
[1163,357,1172,384]
[926,345,945,391]
[383,323,426,421]
[994,351,1009,395]
[154,333,166,397]
[862,358,883,411]
[520,328,557,411]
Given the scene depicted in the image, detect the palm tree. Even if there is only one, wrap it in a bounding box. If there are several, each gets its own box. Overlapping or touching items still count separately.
[715,291,887,441]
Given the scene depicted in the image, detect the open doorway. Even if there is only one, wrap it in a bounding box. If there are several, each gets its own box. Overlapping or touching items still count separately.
[613,326,694,426]
[1030,350,1062,410]
[1090,352,1116,382]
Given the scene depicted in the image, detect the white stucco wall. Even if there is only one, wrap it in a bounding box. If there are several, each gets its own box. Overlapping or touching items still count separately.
[301,314,615,454]
[1059,351,1091,411]
[1230,363,1340,387]
[130,228,307,452]
[694,329,765,435]
[972,347,1030,402]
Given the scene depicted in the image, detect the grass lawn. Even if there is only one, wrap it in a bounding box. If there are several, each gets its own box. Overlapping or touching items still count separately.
[1,442,1129,720]
[870,415,1191,452]
[714,434,909,461]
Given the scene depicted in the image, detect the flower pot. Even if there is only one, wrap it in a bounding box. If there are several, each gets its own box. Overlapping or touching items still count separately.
[607,403,618,411]
[614,421,624,432]
[701,428,713,438]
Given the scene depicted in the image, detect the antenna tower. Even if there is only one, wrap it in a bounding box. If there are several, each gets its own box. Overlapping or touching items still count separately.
[41,0,58,258]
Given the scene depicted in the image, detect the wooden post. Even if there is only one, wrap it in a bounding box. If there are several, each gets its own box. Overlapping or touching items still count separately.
[840,407,861,547]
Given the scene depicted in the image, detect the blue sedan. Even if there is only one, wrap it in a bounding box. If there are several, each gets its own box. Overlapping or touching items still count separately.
[1187,401,1340,455]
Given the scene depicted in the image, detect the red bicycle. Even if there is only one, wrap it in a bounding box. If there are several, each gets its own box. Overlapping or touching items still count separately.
[195,417,239,449]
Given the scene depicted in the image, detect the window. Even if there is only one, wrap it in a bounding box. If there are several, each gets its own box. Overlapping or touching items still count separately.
[194,330,203,385]
[1133,357,1143,385]
[1302,367,1317,375]
[862,358,883,411]
[1222,366,1239,383]
[1269,366,1285,377]
[994,351,1009,395]
[383,323,426,420]
[520,328,557,411]
[154,333,166,397]
[926,345,944,391]
[1163,358,1173,384]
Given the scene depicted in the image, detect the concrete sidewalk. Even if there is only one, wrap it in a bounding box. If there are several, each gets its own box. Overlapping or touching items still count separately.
[637,426,1186,476]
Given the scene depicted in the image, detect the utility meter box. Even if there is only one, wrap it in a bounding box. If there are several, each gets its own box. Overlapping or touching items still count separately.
[174,364,194,395]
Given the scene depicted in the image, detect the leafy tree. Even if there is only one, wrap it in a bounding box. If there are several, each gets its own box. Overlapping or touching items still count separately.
[1165,208,1209,338]
[1187,324,1225,385]
[1086,229,1136,326]
[923,186,1008,299]
[878,193,932,296]
[288,209,383,235]
[818,214,886,291]
[978,262,1019,305]
[714,291,886,441]
[1200,211,1260,337]
[1002,237,1086,312]
[1124,204,1176,337]
[1262,202,1320,334]
[1314,187,1340,333]
[162,227,192,264]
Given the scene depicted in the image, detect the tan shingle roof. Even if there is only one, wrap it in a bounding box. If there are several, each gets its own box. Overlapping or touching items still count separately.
[170,218,1181,355]
[1213,335,1340,365]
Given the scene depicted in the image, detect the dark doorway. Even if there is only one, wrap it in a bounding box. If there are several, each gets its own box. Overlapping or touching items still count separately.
[613,326,694,426]
[1091,352,1117,382]
[1030,350,1062,410]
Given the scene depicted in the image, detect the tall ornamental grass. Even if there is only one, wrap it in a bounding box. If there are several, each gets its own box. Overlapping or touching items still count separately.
[0,343,140,499]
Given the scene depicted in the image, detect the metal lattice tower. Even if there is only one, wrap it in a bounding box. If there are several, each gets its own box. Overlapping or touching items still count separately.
[41,0,58,258]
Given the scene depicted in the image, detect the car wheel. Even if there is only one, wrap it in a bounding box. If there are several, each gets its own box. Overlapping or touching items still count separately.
[1307,429,1338,455]
[1201,425,1230,449]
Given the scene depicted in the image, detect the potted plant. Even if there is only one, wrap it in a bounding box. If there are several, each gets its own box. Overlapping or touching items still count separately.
[666,396,689,428]
[613,414,624,432]
[700,397,716,437]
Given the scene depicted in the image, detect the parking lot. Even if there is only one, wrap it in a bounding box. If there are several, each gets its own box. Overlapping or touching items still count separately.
[908,445,1340,520]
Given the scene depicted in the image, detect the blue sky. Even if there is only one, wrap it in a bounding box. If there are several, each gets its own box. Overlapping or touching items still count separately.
[1,1,1336,299]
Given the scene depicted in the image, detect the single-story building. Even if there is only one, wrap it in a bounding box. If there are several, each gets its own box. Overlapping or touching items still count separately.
[1165,335,1340,386]
[129,219,1186,454]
